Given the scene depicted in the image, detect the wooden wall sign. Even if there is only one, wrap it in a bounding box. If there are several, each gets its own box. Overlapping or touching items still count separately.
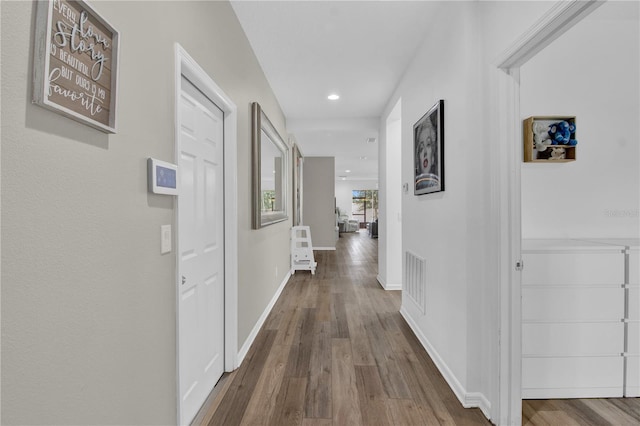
[33,0,119,133]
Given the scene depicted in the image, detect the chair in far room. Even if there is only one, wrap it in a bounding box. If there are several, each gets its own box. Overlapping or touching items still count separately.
[368,219,378,238]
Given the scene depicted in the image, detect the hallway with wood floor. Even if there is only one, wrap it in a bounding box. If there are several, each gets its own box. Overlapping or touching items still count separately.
[193,231,640,425]
[194,231,490,425]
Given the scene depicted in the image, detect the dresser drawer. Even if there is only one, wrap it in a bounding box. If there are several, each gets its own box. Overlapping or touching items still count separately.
[522,252,624,286]
[629,248,639,285]
[523,286,624,321]
[523,322,623,356]
[629,287,640,321]
[627,321,640,354]
[626,354,640,397]
[522,356,623,399]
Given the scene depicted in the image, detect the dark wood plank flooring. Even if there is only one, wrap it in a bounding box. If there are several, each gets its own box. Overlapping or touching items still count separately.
[523,398,640,426]
[193,230,640,425]
[194,231,489,425]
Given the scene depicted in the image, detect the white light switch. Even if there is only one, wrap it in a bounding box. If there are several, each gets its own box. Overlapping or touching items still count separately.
[161,225,172,254]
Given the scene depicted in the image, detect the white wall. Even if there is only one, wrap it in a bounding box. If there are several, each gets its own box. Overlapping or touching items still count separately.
[388,0,478,405]
[520,1,639,239]
[381,0,558,420]
[1,1,290,423]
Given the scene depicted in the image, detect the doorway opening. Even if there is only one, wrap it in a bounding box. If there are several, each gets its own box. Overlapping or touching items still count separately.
[351,189,378,229]
[378,98,402,291]
[494,1,607,423]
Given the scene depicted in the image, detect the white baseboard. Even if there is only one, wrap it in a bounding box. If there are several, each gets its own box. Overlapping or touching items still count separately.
[400,306,492,421]
[237,271,291,365]
[376,274,402,291]
[625,387,640,397]
[465,392,492,420]
[312,247,336,251]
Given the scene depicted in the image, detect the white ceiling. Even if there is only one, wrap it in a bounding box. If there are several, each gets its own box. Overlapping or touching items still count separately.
[231,0,440,181]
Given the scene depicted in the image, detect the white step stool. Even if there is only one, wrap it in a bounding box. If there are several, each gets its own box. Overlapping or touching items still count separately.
[291,226,317,275]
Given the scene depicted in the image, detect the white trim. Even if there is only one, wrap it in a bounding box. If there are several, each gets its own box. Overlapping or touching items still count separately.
[400,307,491,419]
[312,247,336,251]
[175,44,239,424]
[493,2,605,424]
[465,392,492,421]
[494,66,523,426]
[237,271,291,365]
[376,274,401,291]
[495,0,605,69]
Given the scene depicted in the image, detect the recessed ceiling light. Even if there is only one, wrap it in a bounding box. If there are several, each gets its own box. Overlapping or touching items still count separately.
[338,175,347,180]
[345,169,351,173]
[359,156,368,160]
[327,94,340,101]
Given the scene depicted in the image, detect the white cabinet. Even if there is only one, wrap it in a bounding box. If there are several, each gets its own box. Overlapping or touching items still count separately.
[625,245,640,396]
[582,239,640,397]
[521,239,639,399]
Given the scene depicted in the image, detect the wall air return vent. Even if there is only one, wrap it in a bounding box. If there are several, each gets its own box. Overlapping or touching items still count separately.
[405,250,426,313]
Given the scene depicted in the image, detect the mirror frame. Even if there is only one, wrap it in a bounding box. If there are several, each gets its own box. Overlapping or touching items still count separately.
[292,143,303,227]
[252,102,289,229]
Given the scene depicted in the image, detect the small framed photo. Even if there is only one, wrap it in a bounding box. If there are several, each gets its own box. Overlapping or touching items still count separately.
[414,100,444,195]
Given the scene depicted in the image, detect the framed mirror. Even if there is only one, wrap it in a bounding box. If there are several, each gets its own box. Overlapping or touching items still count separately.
[252,102,289,229]
[292,143,303,227]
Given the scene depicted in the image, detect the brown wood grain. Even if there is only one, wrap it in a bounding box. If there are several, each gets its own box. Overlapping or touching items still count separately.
[387,398,434,426]
[363,310,411,399]
[330,293,349,338]
[300,419,332,426]
[354,365,393,425]
[581,398,640,426]
[274,306,301,347]
[268,377,307,426]
[344,302,376,366]
[193,232,640,426]
[331,339,362,426]
[315,281,331,322]
[304,321,332,419]
[206,330,276,426]
[239,343,289,425]
[286,308,316,378]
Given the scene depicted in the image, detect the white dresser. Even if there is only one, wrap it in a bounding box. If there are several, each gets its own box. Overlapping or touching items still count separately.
[521,238,639,399]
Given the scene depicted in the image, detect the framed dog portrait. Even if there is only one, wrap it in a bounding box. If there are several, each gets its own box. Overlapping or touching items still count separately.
[414,100,444,195]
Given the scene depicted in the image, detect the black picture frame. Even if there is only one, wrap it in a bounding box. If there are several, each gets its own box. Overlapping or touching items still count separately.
[414,99,444,195]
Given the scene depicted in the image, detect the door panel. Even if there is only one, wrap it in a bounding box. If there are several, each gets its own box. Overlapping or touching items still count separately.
[178,76,225,425]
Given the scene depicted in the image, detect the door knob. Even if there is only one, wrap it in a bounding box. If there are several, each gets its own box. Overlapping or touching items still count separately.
[181,276,186,285]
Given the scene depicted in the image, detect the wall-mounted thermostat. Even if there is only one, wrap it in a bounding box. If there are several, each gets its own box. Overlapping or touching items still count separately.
[148,158,178,195]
